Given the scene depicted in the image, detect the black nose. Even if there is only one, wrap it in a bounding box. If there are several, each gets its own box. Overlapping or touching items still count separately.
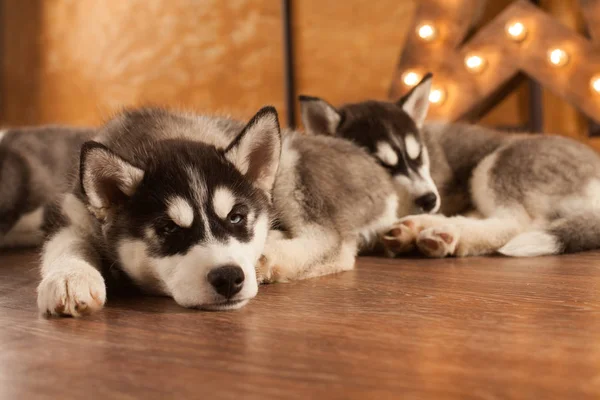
[415,192,438,212]
[207,265,245,299]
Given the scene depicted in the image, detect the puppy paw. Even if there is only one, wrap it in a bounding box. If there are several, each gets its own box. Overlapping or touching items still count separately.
[255,255,274,284]
[416,226,459,258]
[37,264,106,317]
[381,218,422,255]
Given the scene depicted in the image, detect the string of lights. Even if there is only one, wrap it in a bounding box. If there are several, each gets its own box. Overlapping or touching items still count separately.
[390,0,600,137]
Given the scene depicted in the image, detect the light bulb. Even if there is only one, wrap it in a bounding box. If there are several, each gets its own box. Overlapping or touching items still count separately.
[547,48,569,67]
[416,22,437,42]
[505,20,527,42]
[464,54,487,73]
[402,71,422,87]
[591,75,600,93]
[429,87,446,104]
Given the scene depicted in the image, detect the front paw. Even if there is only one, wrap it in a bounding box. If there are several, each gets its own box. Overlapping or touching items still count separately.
[381,219,421,256]
[37,264,106,317]
[255,255,281,284]
[416,226,459,258]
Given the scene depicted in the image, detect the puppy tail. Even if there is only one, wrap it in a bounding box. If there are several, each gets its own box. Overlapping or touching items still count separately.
[498,213,600,257]
[498,231,561,257]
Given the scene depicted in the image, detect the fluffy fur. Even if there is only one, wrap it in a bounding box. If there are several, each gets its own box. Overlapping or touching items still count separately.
[301,74,600,258]
[0,126,93,247]
[37,106,404,316]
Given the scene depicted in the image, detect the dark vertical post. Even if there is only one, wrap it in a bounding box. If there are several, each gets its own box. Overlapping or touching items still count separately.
[528,0,543,132]
[528,78,544,132]
[0,0,3,123]
[281,0,296,128]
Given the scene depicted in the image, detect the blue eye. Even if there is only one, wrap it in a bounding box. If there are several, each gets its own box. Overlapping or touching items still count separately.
[228,213,244,225]
[227,204,248,225]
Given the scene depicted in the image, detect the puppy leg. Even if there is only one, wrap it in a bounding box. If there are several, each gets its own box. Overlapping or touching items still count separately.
[381,214,449,255]
[37,195,106,317]
[37,227,106,317]
[382,213,528,258]
[417,215,526,257]
[257,226,356,283]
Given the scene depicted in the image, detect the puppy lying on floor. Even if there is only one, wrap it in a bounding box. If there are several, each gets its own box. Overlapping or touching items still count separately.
[301,74,600,258]
[0,126,93,248]
[37,106,413,316]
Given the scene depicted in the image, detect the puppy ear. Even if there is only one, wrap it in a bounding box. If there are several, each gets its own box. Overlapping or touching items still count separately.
[80,141,145,211]
[396,72,432,129]
[299,95,341,135]
[225,106,281,197]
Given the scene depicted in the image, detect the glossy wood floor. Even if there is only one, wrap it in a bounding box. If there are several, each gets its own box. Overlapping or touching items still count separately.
[1,250,599,399]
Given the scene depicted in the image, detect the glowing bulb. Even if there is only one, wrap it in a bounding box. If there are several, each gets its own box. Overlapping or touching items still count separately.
[464,54,487,73]
[402,71,422,87]
[429,87,446,104]
[505,20,527,42]
[547,48,569,67]
[416,22,437,42]
[591,75,600,93]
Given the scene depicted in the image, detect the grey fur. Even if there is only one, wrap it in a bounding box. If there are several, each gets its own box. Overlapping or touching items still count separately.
[549,212,600,253]
[421,122,510,215]
[302,74,600,257]
[0,126,93,247]
[37,107,402,316]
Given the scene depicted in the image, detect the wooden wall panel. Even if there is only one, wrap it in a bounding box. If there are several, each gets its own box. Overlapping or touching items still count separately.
[539,0,588,138]
[292,0,417,111]
[0,0,284,126]
[1,0,587,135]
[477,0,530,129]
[0,0,44,126]
[292,0,530,130]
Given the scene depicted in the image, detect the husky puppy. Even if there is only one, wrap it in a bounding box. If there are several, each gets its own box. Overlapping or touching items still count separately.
[37,106,406,316]
[0,126,93,247]
[300,74,600,258]
[300,79,441,216]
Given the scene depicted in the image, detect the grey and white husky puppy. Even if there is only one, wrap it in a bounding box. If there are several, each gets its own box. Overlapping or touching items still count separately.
[37,106,409,316]
[0,126,93,247]
[301,74,600,258]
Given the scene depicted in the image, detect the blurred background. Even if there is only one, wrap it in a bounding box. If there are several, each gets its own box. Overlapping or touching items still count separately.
[0,0,587,133]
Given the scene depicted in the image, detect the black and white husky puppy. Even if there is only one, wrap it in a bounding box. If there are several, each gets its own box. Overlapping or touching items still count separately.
[301,74,600,258]
[37,107,409,316]
[0,126,93,247]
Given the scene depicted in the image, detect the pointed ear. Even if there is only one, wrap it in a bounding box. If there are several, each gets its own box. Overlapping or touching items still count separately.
[225,106,281,196]
[299,95,341,135]
[397,72,433,129]
[80,141,144,212]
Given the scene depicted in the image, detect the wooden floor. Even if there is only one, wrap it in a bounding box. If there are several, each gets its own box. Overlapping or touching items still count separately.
[1,250,600,399]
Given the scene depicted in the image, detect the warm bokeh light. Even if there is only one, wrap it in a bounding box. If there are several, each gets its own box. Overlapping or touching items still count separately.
[429,87,446,104]
[402,70,422,87]
[591,75,600,93]
[464,54,487,73]
[416,22,437,42]
[547,48,569,67]
[505,20,527,42]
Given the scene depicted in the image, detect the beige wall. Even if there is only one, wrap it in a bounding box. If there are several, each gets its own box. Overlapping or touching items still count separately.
[0,0,581,134]
[1,0,284,126]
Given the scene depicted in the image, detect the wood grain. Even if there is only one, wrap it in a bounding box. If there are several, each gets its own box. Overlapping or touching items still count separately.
[1,249,600,399]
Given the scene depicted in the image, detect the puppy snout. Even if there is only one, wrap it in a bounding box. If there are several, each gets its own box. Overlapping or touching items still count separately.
[207,265,245,299]
[415,192,438,213]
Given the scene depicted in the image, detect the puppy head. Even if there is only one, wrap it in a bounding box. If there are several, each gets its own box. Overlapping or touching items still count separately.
[299,74,440,213]
[80,107,281,310]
